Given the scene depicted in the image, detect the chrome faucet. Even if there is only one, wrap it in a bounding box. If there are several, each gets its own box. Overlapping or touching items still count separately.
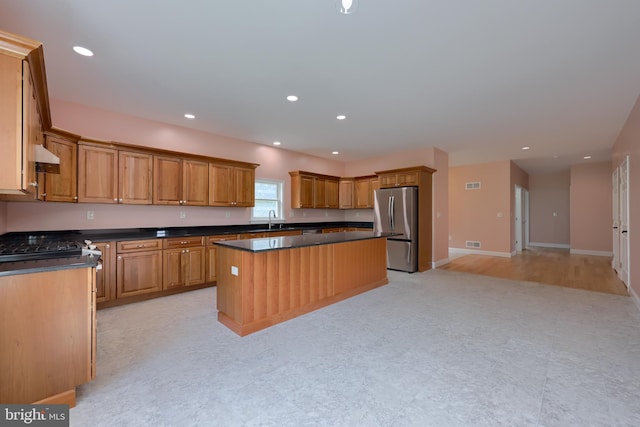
[268,209,276,230]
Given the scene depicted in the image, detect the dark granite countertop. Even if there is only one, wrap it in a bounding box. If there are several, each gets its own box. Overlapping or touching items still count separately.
[0,221,373,243]
[0,254,101,277]
[216,231,393,253]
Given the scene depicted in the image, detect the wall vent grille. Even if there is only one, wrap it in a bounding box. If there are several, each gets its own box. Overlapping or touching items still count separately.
[465,182,481,190]
[465,241,481,248]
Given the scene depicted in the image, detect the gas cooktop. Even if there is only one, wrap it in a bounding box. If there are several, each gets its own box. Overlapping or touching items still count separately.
[0,236,83,263]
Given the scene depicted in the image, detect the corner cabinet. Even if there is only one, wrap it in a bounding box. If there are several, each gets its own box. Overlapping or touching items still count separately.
[209,163,256,207]
[289,171,339,209]
[355,176,379,208]
[376,166,436,272]
[0,31,50,195]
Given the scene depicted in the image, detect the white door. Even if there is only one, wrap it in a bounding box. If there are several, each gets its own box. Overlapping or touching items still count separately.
[619,156,630,290]
[612,167,620,272]
[524,189,530,248]
[515,186,523,252]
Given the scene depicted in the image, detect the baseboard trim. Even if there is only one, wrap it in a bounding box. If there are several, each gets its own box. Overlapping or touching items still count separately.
[433,258,450,268]
[529,242,570,249]
[569,249,613,257]
[630,287,640,313]
[448,247,512,258]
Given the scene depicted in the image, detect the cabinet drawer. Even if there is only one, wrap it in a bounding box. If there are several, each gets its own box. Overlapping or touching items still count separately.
[117,239,162,253]
[239,232,266,239]
[163,236,204,249]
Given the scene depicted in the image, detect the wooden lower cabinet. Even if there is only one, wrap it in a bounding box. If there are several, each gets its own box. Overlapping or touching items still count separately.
[0,267,95,405]
[116,247,163,298]
[95,241,115,303]
[163,246,206,289]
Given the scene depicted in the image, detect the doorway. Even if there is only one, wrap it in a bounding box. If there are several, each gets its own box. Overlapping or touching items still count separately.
[515,185,530,252]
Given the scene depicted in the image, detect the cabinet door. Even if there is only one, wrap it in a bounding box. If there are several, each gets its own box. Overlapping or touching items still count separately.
[95,241,115,303]
[299,176,315,208]
[234,166,255,207]
[22,62,40,195]
[339,179,354,209]
[326,179,339,208]
[185,246,206,286]
[116,250,163,298]
[209,163,234,206]
[206,235,238,282]
[378,174,397,188]
[355,179,370,208]
[0,54,23,194]
[163,249,185,290]
[315,178,327,208]
[183,159,209,206]
[119,151,153,204]
[370,178,380,201]
[78,145,119,203]
[397,172,419,186]
[43,136,77,202]
[153,156,182,205]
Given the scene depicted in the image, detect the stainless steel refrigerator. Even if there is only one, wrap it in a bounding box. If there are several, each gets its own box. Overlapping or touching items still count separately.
[373,186,418,272]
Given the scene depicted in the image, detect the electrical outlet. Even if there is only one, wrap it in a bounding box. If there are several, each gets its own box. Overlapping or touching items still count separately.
[303,211,306,217]
[86,211,95,220]
[225,211,230,218]
[325,210,329,217]
[231,266,238,276]
[180,211,186,219]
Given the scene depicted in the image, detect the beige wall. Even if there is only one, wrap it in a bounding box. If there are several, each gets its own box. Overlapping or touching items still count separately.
[528,171,570,246]
[612,94,640,298]
[569,162,612,254]
[449,160,512,254]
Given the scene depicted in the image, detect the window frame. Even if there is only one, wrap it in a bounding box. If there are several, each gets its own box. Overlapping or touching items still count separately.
[251,178,285,222]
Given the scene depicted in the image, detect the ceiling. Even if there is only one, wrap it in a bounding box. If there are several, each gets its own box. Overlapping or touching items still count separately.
[2,1,640,174]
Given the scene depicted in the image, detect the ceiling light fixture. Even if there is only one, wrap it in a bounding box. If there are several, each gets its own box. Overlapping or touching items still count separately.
[337,0,358,14]
[332,151,339,155]
[184,113,195,119]
[286,95,298,102]
[273,141,281,146]
[73,46,94,57]
[336,115,346,120]
[521,146,531,150]
[583,155,592,160]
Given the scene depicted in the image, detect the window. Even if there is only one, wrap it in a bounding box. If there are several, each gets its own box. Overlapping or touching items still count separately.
[252,179,284,221]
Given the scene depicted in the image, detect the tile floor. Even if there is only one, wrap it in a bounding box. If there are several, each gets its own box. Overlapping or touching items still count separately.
[71,269,640,426]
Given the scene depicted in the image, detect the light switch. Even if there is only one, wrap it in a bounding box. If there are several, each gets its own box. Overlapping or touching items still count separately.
[179,211,186,219]
[231,266,238,276]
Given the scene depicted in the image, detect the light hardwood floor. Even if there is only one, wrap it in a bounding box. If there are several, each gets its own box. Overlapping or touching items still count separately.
[439,247,629,296]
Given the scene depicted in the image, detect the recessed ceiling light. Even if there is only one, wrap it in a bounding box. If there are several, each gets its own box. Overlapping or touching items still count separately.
[286,95,298,102]
[332,151,339,155]
[583,155,592,160]
[553,155,559,159]
[73,46,94,57]
[273,141,281,146]
[336,115,346,120]
[521,146,531,150]
[184,113,195,119]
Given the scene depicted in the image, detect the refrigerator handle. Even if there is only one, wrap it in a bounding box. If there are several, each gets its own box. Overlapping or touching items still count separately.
[389,195,395,230]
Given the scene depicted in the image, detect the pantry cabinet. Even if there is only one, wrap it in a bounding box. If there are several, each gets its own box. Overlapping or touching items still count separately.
[209,163,256,207]
[0,31,49,196]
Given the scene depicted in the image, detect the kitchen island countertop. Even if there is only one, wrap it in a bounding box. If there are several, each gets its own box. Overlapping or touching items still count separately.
[215,231,395,253]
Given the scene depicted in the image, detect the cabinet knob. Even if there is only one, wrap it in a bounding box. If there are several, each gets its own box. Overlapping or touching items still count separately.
[118,255,122,260]
[113,198,118,202]
[29,182,38,187]
[185,249,190,253]
[137,244,144,248]
[73,196,78,200]
[106,244,110,248]
[41,193,47,197]
[119,198,123,203]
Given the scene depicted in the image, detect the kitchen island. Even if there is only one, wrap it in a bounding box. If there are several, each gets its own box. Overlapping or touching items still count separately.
[215,231,390,336]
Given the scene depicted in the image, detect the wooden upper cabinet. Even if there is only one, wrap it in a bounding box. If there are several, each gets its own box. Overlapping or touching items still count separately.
[339,179,354,209]
[377,169,422,188]
[209,163,255,207]
[355,176,378,208]
[0,31,50,196]
[42,134,78,202]
[77,145,119,203]
[119,151,153,204]
[153,155,182,205]
[183,159,209,206]
[290,171,340,209]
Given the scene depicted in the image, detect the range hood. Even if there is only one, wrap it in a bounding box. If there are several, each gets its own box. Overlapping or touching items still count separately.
[35,144,60,173]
